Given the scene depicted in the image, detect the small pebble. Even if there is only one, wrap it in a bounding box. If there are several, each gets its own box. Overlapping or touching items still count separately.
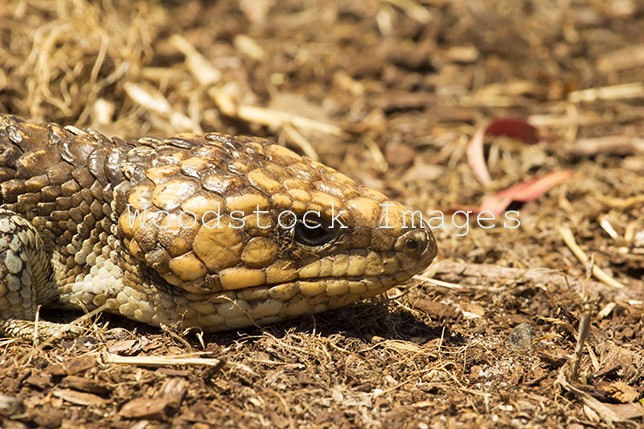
[507,322,535,351]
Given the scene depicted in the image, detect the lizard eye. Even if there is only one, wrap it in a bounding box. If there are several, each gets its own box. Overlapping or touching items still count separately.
[293,213,338,247]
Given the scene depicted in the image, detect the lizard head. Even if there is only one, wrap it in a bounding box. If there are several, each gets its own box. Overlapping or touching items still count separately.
[117,133,437,331]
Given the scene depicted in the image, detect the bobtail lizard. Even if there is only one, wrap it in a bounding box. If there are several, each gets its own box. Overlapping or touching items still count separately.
[0,114,437,340]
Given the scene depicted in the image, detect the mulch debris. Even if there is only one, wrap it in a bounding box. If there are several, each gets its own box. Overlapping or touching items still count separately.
[0,0,642,427]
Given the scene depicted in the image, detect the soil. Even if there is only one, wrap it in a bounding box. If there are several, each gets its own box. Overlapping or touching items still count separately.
[0,0,642,428]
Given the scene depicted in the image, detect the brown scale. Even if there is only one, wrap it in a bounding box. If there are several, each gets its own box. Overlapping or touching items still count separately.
[0,118,121,287]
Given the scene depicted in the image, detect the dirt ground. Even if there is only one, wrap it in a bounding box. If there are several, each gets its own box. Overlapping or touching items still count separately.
[0,0,643,428]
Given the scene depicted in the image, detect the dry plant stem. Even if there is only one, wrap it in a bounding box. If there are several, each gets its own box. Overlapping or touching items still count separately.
[598,215,620,241]
[267,389,295,429]
[363,138,389,173]
[160,324,194,353]
[567,82,644,102]
[22,303,111,365]
[168,34,221,86]
[123,82,198,132]
[563,136,644,158]
[564,102,580,141]
[281,123,320,161]
[210,90,343,136]
[103,353,225,369]
[32,305,42,346]
[597,302,617,319]
[587,340,601,373]
[558,226,626,289]
[555,369,623,425]
[380,0,432,23]
[595,194,644,209]
[414,275,465,290]
[570,313,591,382]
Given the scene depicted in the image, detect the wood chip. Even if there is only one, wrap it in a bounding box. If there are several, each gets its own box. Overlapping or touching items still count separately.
[119,397,175,420]
[62,354,98,375]
[52,388,108,407]
[61,375,112,395]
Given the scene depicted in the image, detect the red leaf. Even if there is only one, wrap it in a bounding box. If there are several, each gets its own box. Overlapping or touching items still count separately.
[478,195,514,215]
[479,170,575,215]
[496,170,575,202]
[467,125,492,186]
[486,118,539,144]
[467,118,540,186]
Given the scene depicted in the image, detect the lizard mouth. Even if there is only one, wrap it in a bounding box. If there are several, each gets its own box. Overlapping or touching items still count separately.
[180,228,437,332]
[183,272,419,332]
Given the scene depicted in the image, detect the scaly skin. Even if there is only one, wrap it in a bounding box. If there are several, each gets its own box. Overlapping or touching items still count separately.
[0,114,437,340]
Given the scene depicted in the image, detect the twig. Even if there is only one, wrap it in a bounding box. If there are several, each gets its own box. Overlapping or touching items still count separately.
[380,0,432,24]
[210,89,343,136]
[160,323,194,353]
[281,123,319,161]
[169,34,221,86]
[559,226,625,288]
[413,274,466,290]
[124,82,199,132]
[567,82,644,103]
[103,352,225,369]
[570,313,591,382]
